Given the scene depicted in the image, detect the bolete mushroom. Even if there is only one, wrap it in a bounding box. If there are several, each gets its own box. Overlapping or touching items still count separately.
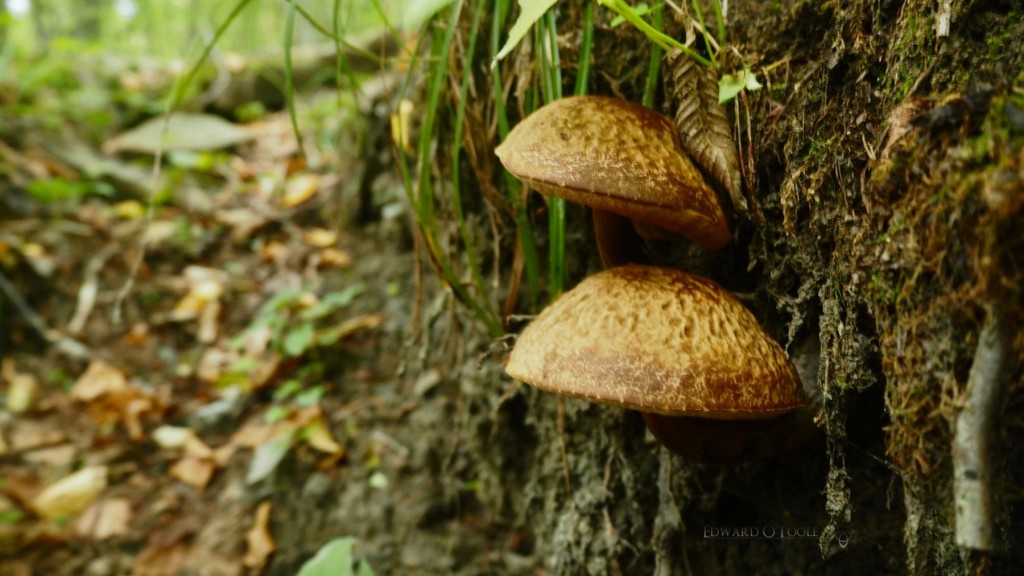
[505,265,810,464]
[495,95,730,267]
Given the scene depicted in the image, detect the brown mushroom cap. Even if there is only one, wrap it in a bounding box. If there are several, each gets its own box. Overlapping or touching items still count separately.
[495,95,730,252]
[505,265,804,419]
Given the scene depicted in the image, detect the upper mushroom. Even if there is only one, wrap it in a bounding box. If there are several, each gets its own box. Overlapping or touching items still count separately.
[505,265,804,419]
[495,95,730,253]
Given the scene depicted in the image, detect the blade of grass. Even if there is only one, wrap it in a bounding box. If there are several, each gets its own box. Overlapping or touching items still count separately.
[332,0,362,106]
[492,0,540,312]
[408,0,503,335]
[712,0,726,67]
[169,0,255,109]
[295,1,386,64]
[538,9,565,299]
[642,3,663,107]
[689,0,719,69]
[596,0,712,68]
[451,0,492,316]
[574,2,594,96]
[284,0,305,159]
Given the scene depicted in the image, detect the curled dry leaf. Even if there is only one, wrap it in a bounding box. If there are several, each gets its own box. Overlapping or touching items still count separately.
[169,456,216,490]
[881,96,933,159]
[317,247,354,269]
[281,173,321,208]
[2,358,38,414]
[244,501,276,570]
[71,360,127,402]
[664,50,747,214]
[75,497,132,540]
[303,227,339,248]
[32,466,108,520]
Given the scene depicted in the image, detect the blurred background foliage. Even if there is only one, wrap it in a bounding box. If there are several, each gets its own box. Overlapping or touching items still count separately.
[0,0,406,58]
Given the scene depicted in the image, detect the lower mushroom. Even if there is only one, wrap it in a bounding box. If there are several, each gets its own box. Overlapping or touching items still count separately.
[505,265,814,464]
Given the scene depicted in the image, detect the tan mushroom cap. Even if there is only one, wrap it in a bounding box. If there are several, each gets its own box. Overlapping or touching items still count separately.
[495,95,730,252]
[505,265,804,419]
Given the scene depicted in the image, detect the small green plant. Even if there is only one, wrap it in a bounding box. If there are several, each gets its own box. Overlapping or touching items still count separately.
[296,537,375,576]
[231,283,366,359]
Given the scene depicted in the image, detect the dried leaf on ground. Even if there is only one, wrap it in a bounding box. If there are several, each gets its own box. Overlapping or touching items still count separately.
[302,228,339,248]
[72,360,127,402]
[133,524,190,576]
[169,456,216,490]
[281,173,321,208]
[2,359,38,413]
[32,466,108,521]
[75,497,132,539]
[243,501,276,571]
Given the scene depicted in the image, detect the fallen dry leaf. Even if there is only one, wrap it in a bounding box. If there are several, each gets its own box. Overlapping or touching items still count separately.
[7,419,66,453]
[244,501,276,570]
[217,206,271,243]
[302,227,338,248]
[280,173,321,208]
[330,313,385,342]
[75,497,132,539]
[134,523,190,576]
[21,444,76,468]
[169,456,216,490]
[2,358,38,413]
[121,322,151,346]
[169,278,224,322]
[151,425,193,449]
[259,240,289,262]
[20,242,56,277]
[86,387,160,442]
[197,299,222,344]
[72,360,127,401]
[317,247,353,269]
[32,466,108,520]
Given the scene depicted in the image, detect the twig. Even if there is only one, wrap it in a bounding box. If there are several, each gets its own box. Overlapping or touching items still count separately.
[0,269,91,360]
[953,305,1012,551]
[68,244,119,335]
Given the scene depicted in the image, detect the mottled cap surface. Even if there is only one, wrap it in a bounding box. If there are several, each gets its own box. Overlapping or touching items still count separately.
[495,96,730,252]
[506,265,804,419]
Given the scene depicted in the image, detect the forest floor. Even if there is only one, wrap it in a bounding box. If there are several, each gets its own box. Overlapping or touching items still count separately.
[0,68,515,574]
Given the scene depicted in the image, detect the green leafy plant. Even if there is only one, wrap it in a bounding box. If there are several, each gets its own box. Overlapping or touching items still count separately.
[232,284,366,359]
[492,0,760,103]
[296,537,375,576]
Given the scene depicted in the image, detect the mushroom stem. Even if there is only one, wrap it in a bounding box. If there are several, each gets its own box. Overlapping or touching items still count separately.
[592,209,650,268]
[642,411,819,465]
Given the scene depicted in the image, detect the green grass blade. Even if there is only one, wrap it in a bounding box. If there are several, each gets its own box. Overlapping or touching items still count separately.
[574,2,594,96]
[642,3,663,108]
[170,0,255,110]
[332,0,361,106]
[538,9,565,299]
[451,1,492,315]
[410,0,503,335]
[596,0,711,67]
[712,0,726,67]
[492,0,540,311]
[284,0,305,159]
